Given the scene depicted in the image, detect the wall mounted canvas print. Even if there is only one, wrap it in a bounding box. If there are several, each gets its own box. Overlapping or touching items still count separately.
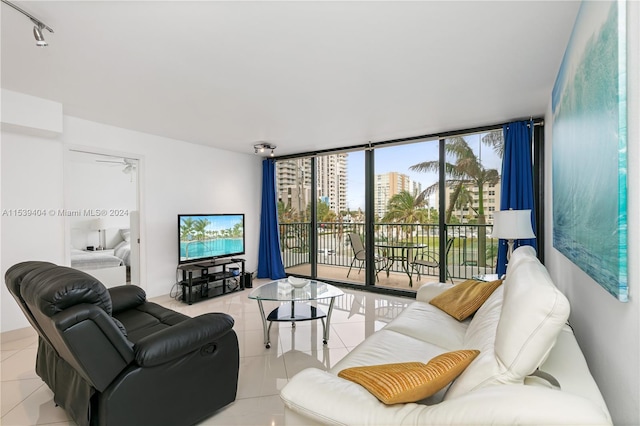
[552,0,627,301]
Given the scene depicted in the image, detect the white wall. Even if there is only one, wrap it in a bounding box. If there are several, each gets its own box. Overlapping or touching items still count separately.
[1,93,263,333]
[1,131,67,331]
[544,2,639,424]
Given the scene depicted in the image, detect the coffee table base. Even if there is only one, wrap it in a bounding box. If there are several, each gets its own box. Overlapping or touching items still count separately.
[257,299,336,348]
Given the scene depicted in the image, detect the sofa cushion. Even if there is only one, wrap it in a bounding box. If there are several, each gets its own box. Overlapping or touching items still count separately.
[429,279,503,321]
[114,302,190,343]
[445,253,570,399]
[415,281,454,303]
[505,245,537,275]
[383,302,468,350]
[330,329,450,374]
[496,258,570,378]
[338,350,480,404]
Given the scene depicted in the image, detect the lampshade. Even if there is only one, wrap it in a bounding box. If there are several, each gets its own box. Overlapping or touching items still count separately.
[91,218,106,231]
[492,209,535,240]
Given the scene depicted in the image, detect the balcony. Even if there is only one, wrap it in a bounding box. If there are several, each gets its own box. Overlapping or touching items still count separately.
[280,222,499,292]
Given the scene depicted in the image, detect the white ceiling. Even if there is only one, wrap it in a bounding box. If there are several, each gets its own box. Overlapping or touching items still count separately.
[1,1,580,156]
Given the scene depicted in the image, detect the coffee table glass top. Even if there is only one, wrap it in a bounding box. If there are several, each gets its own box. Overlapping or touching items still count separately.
[248,279,344,302]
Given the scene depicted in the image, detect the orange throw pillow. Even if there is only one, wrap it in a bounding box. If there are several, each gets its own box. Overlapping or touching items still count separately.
[337,350,480,404]
[429,279,503,321]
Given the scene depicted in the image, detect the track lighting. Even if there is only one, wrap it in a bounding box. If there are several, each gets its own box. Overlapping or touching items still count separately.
[33,22,47,47]
[253,142,277,157]
[2,0,54,47]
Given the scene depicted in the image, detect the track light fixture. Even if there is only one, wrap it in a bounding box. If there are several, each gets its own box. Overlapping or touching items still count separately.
[33,22,47,47]
[2,0,54,47]
[253,142,277,157]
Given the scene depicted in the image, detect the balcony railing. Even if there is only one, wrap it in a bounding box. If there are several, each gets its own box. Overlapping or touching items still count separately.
[280,222,499,283]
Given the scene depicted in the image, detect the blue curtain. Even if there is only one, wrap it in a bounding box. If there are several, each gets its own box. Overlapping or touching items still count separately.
[258,159,286,279]
[496,120,537,276]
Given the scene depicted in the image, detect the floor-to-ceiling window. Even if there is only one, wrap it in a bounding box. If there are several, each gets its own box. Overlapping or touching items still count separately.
[442,131,503,280]
[373,141,441,291]
[315,152,366,286]
[277,157,312,276]
[275,122,541,296]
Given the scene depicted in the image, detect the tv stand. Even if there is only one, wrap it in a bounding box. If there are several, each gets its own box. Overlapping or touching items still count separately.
[178,258,246,305]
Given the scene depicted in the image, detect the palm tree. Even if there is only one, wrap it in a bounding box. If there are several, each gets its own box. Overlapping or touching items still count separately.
[480,130,504,158]
[382,190,429,241]
[193,219,210,241]
[232,222,243,238]
[180,218,195,241]
[454,186,474,223]
[277,200,297,223]
[410,133,502,267]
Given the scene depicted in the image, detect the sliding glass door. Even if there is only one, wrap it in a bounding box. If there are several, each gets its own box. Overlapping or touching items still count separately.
[315,151,367,287]
[373,141,441,291]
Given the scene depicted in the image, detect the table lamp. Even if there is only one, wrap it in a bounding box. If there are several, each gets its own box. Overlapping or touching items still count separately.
[491,209,535,260]
[92,218,106,250]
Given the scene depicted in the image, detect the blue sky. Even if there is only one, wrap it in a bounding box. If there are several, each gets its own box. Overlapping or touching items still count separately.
[346,133,503,210]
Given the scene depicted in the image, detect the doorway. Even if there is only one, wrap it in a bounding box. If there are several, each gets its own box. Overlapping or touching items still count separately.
[65,149,141,287]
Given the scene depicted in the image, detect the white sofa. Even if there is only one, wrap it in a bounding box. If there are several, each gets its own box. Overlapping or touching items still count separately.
[280,246,612,425]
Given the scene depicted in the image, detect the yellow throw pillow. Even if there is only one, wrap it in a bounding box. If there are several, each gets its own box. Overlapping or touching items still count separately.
[337,350,480,405]
[429,279,503,321]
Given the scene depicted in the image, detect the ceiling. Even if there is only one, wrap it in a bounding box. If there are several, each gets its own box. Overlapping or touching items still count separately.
[1,1,580,157]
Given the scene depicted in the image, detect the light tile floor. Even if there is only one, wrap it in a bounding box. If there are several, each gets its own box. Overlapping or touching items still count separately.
[0,280,413,425]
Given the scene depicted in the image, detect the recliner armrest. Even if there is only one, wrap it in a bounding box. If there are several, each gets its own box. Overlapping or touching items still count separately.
[134,313,235,367]
[109,285,146,313]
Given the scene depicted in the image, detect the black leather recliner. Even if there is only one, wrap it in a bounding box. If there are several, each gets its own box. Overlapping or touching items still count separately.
[5,261,239,426]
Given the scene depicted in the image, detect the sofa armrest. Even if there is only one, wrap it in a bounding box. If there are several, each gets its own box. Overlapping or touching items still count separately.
[109,285,146,313]
[134,313,234,367]
[281,368,612,425]
[415,281,454,303]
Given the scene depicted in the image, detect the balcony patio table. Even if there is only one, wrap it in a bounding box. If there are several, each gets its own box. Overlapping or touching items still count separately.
[375,242,428,287]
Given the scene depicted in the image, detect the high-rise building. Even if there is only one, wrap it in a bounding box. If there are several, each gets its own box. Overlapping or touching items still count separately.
[316,154,348,216]
[276,158,312,218]
[275,154,347,219]
[375,172,422,218]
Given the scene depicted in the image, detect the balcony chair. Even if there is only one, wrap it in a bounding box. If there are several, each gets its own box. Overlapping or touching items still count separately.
[410,237,455,284]
[346,233,388,281]
[5,261,239,426]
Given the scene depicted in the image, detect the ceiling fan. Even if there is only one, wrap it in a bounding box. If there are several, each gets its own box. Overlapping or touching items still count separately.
[96,158,137,174]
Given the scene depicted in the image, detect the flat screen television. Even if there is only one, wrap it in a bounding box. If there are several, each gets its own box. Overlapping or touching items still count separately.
[178,213,245,264]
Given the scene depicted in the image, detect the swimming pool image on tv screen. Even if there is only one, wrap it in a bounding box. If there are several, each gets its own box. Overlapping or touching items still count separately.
[180,238,244,259]
[179,214,244,262]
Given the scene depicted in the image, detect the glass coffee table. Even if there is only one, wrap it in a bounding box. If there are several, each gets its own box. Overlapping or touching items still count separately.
[248,279,344,348]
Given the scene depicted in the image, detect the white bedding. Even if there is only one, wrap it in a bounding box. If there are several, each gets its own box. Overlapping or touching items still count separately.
[114,241,131,266]
[70,249,124,270]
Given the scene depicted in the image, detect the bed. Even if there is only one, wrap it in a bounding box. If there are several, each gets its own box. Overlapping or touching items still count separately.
[110,229,132,267]
[70,248,123,269]
[70,228,130,288]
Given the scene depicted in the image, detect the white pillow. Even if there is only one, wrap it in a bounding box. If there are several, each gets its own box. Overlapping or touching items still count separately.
[505,245,537,278]
[445,257,569,399]
[416,281,455,303]
[120,228,131,242]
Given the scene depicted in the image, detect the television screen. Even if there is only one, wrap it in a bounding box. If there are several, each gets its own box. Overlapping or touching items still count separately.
[178,214,245,264]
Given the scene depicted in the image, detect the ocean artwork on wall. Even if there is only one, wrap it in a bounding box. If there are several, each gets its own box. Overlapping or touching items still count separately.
[552,0,627,301]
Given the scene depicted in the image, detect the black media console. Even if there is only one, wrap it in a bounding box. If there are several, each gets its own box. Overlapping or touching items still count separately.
[178,258,249,305]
